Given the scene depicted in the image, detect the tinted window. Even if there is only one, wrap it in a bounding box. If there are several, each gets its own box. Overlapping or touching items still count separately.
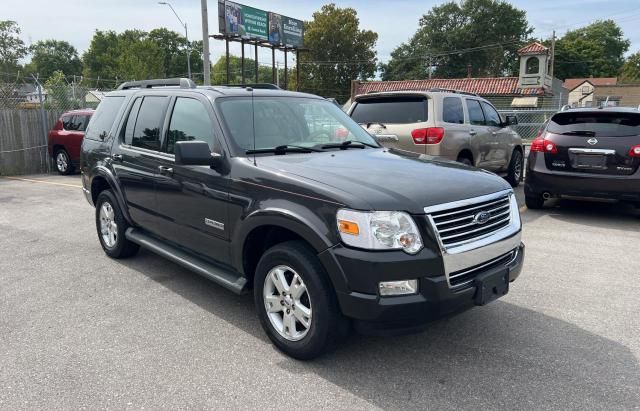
[351,97,427,124]
[123,98,142,145]
[85,96,125,141]
[442,97,464,124]
[76,115,90,131]
[62,115,75,130]
[481,101,502,127]
[131,96,170,151]
[466,99,486,126]
[547,111,640,137]
[165,98,215,154]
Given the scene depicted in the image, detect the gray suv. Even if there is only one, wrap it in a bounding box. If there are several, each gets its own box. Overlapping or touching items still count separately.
[348,90,524,187]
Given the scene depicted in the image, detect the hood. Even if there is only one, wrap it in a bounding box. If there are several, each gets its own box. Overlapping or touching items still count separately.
[255,148,511,214]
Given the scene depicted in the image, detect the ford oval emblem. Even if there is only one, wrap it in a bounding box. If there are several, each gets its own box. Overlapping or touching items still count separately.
[473,211,492,225]
[587,138,598,145]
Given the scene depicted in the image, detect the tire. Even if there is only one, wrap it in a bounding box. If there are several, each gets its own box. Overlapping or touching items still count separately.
[254,240,349,360]
[457,156,473,166]
[54,149,73,175]
[525,194,545,210]
[95,190,139,259]
[505,149,523,187]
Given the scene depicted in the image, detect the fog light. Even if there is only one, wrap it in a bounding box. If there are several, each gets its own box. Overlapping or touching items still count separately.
[378,280,418,296]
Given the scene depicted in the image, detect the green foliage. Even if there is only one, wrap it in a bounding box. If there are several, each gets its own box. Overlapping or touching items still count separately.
[297,3,378,102]
[0,20,27,76]
[380,0,532,81]
[83,28,202,86]
[619,52,640,84]
[26,40,82,79]
[211,55,292,85]
[44,70,78,109]
[552,20,630,80]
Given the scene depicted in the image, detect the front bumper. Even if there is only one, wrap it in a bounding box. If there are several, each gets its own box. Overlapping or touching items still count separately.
[321,242,524,334]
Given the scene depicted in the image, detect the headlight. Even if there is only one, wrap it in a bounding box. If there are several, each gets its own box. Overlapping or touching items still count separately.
[336,209,423,254]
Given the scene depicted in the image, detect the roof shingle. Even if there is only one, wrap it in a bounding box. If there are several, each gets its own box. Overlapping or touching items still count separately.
[517,42,549,55]
[563,77,618,91]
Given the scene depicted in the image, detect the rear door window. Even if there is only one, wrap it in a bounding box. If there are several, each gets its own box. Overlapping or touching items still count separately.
[351,97,427,124]
[442,97,464,124]
[466,99,486,126]
[131,96,170,151]
[547,111,640,137]
[62,116,75,130]
[85,96,125,141]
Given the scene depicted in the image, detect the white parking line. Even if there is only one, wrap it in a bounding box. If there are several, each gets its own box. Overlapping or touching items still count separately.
[2,176,82,189]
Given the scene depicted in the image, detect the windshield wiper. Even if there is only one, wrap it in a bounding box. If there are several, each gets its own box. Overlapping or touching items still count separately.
[245,144,323,155]
[561,130,596,136]
[319,140,379,150]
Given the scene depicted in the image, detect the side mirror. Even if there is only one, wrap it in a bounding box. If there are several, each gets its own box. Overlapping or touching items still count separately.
[175,140,221,168]
[504,115,518,126]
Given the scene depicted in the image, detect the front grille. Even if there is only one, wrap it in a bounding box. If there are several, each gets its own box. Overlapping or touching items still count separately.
[428,194,512,248]
[449,249,518,289]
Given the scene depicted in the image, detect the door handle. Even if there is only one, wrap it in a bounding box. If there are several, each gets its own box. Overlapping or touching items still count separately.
[469,130,477,136]
[111,154,123,162]
[158,165,174,175]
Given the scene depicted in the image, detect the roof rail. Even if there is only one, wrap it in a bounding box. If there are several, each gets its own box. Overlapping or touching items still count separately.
[219,83,281,90]
[117,78,196,90]
[428,88,480,97]
[559,104,572,111]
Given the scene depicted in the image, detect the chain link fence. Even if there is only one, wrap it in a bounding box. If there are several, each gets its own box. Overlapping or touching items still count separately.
[0,79,113,175]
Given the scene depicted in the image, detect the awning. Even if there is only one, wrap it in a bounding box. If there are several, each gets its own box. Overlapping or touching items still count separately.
[511,97,538,108]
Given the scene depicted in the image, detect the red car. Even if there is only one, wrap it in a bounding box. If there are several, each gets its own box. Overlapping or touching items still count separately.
[48,109,94,174]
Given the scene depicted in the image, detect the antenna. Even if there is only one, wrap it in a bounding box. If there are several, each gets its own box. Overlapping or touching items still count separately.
[249,87,256,166]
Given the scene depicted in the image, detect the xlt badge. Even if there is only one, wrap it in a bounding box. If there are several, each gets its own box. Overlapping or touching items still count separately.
[204,218,224,230]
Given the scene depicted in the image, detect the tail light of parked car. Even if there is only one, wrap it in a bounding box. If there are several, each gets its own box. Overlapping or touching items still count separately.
[411,127,444,144]
[629,144,640,157]
[530,134,557,154]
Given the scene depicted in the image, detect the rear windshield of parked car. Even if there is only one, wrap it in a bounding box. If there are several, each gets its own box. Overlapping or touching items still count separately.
[351,97,427,124]
[85,97,125,141]
[547,111,640,137]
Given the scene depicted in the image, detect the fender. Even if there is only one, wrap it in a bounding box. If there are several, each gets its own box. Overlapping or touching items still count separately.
[231,207,349,293]
[91,165,135,226]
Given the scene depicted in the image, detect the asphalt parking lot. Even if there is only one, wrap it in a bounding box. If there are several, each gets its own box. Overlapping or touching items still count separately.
[1,174,639,409]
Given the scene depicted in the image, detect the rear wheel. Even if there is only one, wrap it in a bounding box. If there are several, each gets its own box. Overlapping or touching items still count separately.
[525,194,545,210]
[505,150,523,187]
[254,241,348,360]
[457,155,473,166]
[55,149,73,175]
[95,190,139,259]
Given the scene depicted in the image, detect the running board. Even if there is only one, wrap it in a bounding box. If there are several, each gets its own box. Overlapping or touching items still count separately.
[125,228,247,295]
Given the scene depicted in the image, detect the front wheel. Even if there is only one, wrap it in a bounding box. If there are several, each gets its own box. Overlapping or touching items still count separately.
[254,241,348,360]
[55,149,73,175]
[505,150,523,187]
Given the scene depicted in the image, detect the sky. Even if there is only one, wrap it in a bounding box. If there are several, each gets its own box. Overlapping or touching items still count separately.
[5,0,640,79]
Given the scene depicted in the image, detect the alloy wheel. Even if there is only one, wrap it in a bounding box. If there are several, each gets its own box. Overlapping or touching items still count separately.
[99,202,118,248]
[263,265,312,341]
[56,152,68,173]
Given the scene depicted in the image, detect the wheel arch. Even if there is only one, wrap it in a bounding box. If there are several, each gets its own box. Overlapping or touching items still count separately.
[90,166,134,225]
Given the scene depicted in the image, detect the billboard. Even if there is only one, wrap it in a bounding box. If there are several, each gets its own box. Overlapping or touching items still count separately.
[222,1,268,40]
[219,1,304,48]
[268,13,304,48]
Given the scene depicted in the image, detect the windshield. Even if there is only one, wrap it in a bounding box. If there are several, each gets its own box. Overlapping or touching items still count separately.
[547,111,640,137]
[217,96,379,155]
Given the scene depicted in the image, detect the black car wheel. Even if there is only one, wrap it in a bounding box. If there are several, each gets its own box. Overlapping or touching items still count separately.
[457,156,473,166]
[505,150,523,187]
[55,149,73,175]
[254,240,348,360]
[95,190,139,259]
[525,194,545,209]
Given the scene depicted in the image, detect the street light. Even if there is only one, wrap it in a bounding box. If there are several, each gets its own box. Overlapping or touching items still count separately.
[158,1,191,80]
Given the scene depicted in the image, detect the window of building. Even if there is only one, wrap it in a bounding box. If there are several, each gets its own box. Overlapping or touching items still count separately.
[525,57,539,74]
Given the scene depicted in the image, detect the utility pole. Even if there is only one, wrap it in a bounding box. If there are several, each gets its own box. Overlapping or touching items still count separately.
[550,30,556,78]
[201,0,211,85]
[158,2,191,80]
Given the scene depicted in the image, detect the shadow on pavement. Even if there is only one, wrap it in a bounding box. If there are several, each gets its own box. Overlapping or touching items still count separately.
[118,249,640,409]
[523,198,639,227]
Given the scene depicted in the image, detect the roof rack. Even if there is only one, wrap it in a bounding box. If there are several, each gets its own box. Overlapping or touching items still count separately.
[117,78,196,90]
[218,83,281,90]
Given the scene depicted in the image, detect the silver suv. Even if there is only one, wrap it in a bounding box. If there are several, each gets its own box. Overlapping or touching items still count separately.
[348,90,524,187]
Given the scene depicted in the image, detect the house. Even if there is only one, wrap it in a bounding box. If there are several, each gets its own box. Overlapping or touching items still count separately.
[350,42,568,110]
[564,77,618,107]
[593,84,640,108]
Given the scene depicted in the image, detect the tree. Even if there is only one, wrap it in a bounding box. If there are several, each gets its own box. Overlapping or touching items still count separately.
[148,28,202,78]
[619,52,640,83]
[552,20,630,80]
[0,20,27,76]
[44,70,73,109]
[211,55,290,85]
[380,0,532,81]
[297,4,377,102]
[26,40,82,79]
